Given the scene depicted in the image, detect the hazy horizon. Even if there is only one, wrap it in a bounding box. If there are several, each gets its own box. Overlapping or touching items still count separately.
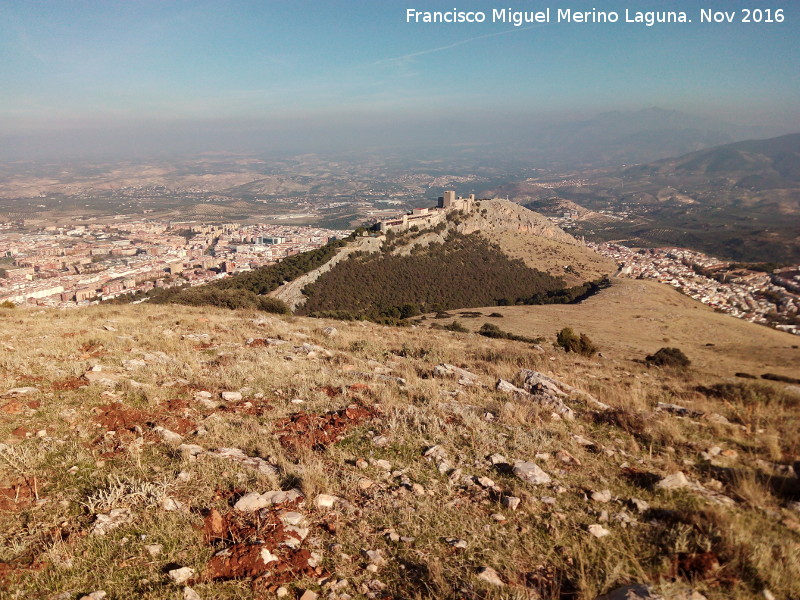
[2,1,798,160]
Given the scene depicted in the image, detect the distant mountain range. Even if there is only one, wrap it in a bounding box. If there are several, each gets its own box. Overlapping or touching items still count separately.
[514,108,788,169]
[622,132,800,190]
[508,133,800,262]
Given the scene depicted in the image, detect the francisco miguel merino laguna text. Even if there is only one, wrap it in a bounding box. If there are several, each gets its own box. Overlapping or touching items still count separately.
[406,8,754,27]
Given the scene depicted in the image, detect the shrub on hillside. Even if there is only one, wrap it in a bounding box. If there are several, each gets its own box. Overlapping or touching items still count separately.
[646,347,690,368]
[478,323,540,344]
[556,327,597,356]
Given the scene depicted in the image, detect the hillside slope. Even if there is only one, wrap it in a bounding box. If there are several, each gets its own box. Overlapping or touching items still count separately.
[263,199,614,315]
[0,303,798,599]
[428,278,800,380]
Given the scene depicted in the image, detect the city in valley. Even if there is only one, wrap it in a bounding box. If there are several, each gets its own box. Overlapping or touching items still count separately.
[0,218,344,308]
[1,205,798,336]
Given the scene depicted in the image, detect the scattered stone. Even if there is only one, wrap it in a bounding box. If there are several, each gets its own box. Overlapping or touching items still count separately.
[358,478,374,491]
[92,508,133,536]
[122,359,147,371]
[443,537,467,549]
[161,497,187,512]
[587,524,610,538]
[178,444,205,460]
[500,373,576,420]
[168,566,195,585]
[361,549,386,566]
[555,449,581,466]
[276,588,289,598]
[144,543,162,557]
[433,363,480,386]
[279,511,305,527]
[656,471,690,490]
[489,453,508,466]
[513,461,552,485]
[372,435,390,447]
[371,459,392,471]
[629,498,650,513]
[591,489,613,503]
[476,566,504,586]
[234,489,303,512]
[519,368,610,411]
[183,586,201,600]
[572,434,596,447]
[424,445,447,460]
[476,476,496,489]
[502,496,521,511]
[221,391,243,402]
[3,386,40,397]
[321,327,338,337]
[315,494,341,509]
[596,584,658,600]
[79,592,107,600]
[706,412,730,425]
[154,426,183,446]
[207,447,279,477]
[299,591,319,600]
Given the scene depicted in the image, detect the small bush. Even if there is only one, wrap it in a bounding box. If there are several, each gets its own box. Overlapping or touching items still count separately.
[0,300,15,309]
[478,323,540,344]
[761,373,800,385]
[444,321,469,333]
[646,347,691,368]
[556,327,597,356]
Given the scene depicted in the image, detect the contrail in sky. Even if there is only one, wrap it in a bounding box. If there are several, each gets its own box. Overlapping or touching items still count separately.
[374,23,548,66]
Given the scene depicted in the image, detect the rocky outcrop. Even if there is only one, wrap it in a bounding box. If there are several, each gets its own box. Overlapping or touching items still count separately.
[459,198,578,245]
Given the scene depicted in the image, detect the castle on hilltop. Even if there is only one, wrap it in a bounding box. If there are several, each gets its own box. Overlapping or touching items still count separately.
[378,191,476,233]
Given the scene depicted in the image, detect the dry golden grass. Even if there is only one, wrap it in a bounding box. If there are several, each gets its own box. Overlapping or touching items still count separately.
[0,302,798,599]
[488,230,616,286]
[425,277,800,380]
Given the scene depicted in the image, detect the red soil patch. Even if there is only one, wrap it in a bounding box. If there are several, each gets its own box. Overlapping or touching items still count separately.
[92,400,197,436]
[78,342,105,358]
[273,404,374,453]
[218,398,274,416]
[246,338,277,348]
[0,401,22,415]
[202,501,319,587]
[0,478,38,511]
[93,403,151,431]
[10,426,28,439]
[51,377,86,391]
[61,330,88,338]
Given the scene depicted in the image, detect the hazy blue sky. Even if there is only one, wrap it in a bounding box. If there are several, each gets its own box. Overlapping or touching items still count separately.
[1,0,798,157]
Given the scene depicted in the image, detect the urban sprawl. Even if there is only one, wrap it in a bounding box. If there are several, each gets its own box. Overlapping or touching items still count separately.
[0,219,345,308]
[1,214,798,336]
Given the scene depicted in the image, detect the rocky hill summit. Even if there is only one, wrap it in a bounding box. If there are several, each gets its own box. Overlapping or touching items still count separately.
[265,199,614,314]
[458,198,578,244]
[0,302,798,599]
